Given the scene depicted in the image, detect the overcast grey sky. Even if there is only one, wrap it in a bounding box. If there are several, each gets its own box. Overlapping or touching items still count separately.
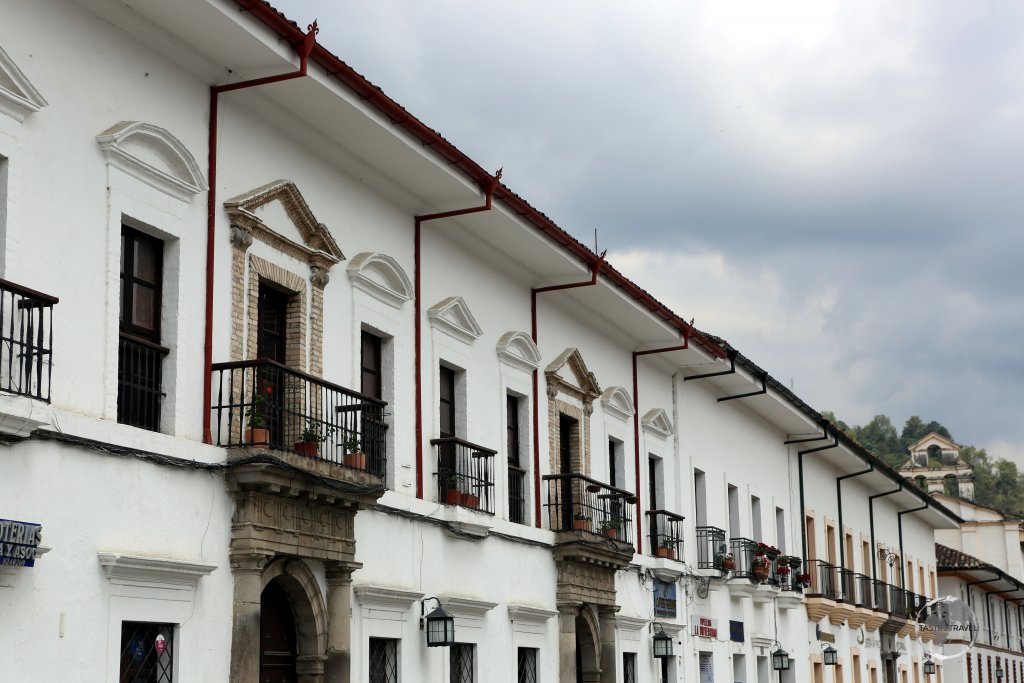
[271,0,1024,462]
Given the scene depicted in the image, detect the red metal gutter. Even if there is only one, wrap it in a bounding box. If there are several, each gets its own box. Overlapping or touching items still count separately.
[202,15,318,443]
[528,253,606,527]
[630,330,691,553]
[413,172,502,499]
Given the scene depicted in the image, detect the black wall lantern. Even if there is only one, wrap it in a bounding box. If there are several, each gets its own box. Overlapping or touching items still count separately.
[652,623,673,659]
[822,644,838,666]
[772,646,790,672]
[924,659,936,676]
[421,597,455,647]
[996,664,1005,682]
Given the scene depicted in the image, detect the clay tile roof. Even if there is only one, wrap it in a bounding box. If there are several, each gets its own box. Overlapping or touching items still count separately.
[935,543,987,571]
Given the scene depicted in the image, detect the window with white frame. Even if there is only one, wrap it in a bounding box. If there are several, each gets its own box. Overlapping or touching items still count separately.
[369,637,398,683]
[450,643,474,683]
[517,647,538,683]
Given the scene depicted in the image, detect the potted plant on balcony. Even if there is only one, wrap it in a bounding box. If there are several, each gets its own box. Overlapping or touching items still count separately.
[796,573,811,590]
[462,482,480,509]
[341,434,367,469]
[599,517,622,539]
[655,541,676,560]
[245,387,271,448]
[294,419,333,457]
[751,550,771,581]
[444,475,463,505]
[718,551,736,571]
[572,512,592,531]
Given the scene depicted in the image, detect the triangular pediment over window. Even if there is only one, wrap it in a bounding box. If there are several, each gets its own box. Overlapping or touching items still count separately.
[545,348,601,403]
[225,180,344,271]
[0,45,47,122]
[427,296,482,343]
[642,408,674,439]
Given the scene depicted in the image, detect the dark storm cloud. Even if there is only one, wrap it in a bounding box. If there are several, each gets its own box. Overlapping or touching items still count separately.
[272,0,1024,459]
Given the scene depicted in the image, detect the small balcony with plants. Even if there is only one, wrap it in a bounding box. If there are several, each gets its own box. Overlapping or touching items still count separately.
[695,526,727,570]
[433,437,496,514]
[543,473,635,549]
[210,359,387,483]
[646,510,684,561]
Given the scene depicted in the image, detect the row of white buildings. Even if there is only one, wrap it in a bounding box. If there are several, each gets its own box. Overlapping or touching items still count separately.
[0,1,1018,682]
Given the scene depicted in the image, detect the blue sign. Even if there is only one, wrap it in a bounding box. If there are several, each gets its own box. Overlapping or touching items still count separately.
[0,518,43,567]
[654,579,677,618]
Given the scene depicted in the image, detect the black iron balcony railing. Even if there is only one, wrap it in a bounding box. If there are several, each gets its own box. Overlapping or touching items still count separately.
[117,333,169,432]
[805,560,839,599]
[871,578,890,612]
[647,510,684,560]
[0,278,57,402]
[837,568,857,603]
[728,537,762,580]
[508,464,528,524]
[888,584,910,618]
[433,437,496,514]
[696,526,727,569]
[855,572,874,609]
[211,359,387,477]
[773,556,804,591]
[543,473,635,546]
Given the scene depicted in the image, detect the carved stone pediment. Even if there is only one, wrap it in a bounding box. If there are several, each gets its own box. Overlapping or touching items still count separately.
[545,348,601,404]
[0,45,47,122]
[600,386,634,421]
[427,296,482,343]
[225,180,343,274]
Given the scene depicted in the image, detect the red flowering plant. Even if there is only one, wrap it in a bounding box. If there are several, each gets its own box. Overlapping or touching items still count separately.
[796,573,812,587]
[752,542,780,568]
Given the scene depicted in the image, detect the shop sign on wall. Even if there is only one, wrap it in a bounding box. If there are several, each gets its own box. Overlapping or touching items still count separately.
[0,519,43,567]
[692,615,718,638]
[654,579,677,618]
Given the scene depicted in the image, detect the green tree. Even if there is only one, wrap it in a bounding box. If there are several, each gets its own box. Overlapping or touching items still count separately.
[854,415,902,469]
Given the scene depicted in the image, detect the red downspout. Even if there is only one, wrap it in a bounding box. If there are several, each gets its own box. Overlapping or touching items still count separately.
[414,171,503,498]
[630,323,693,553]
[202,22,319,443]
[529,252,607,527]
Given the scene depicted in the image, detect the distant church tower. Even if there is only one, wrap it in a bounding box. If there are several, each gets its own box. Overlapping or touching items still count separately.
[899,432,974,500]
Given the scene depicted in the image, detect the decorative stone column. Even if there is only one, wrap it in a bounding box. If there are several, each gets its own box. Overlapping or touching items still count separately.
[559,602,580,683]
[229,553,269,683]
[325,561,360,683]
[598,605,620,683]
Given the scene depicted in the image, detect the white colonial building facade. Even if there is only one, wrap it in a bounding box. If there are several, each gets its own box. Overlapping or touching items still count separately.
[0,1,968,682]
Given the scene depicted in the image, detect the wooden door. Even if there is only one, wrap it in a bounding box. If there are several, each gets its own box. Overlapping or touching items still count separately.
[260,581,297,683]
[257,284,289,446]
[559,413,577,530]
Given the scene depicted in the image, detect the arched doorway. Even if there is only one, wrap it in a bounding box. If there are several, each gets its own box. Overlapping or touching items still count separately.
[261,580,298,683]
[575,609,601,683]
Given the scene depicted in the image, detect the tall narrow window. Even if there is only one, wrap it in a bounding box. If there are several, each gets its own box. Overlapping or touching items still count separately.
[118,226,167,432]
[775,507,786,553]
[361,331,382,399]
[862,540,871,576]
[623,653,637,683]
[119,621,174,683]
[450,643,474,683]
[608,438,620,488]
[439,365,456,438]
[728,485,740,538]
[751,496,762,541]
[369,638,398,683]
[845,532,854,570]
[517,647,538,683]
[694,469,707,527]
[806,515,817,561]
[826,524,837,565]
[507,394,527,525]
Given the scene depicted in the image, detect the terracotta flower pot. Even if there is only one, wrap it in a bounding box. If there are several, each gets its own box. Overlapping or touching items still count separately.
[752,565,770,581]
[656,547,675,560]
[445,489,462,505]
[721,558,735,571]
[602,528,618,539]
[573,518,590,531]
[462,493,480,509]
[343,451,367,469]
[294,442,318,457]
[247,427,269,448]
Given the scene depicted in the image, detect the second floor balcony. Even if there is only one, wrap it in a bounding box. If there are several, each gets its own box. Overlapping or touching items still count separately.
[433,437,496,514]
[0,277,57,403]
[543,473,636,547]
[647,510,685,560]
[211,359,387,478]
